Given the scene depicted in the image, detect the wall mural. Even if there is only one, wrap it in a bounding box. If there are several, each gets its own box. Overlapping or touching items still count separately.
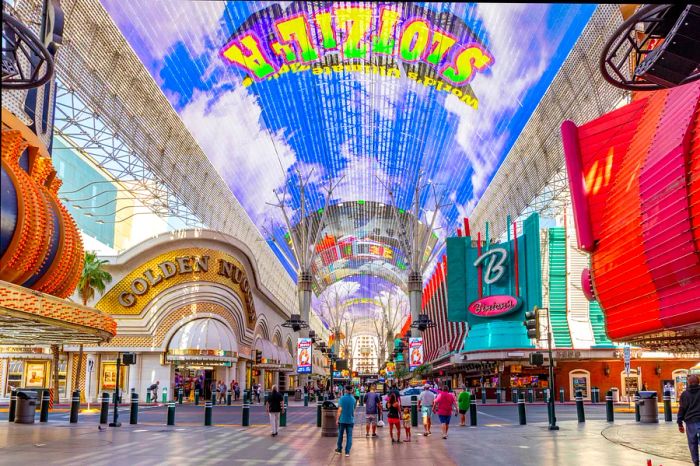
[101,1,596,321]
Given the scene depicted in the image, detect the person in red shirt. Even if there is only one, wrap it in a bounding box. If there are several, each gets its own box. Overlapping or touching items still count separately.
[433,384,458,439]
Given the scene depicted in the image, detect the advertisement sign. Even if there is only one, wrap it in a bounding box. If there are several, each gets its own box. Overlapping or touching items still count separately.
[409,337,424,371]
[623,345,631,377]
[296,338,312,374]
[468,295,523,317]
[386,362,395,377]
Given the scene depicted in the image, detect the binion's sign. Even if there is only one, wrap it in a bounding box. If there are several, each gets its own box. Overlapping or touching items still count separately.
[468,295,523,317]
[220,3,493,110]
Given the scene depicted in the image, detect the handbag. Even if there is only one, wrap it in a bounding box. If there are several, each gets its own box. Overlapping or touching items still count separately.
[377,410,385,427]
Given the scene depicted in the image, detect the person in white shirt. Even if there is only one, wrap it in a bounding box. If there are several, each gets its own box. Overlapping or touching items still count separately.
[418,384,436,436]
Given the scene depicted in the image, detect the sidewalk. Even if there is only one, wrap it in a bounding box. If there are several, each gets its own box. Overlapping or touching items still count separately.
[602,421,692,464]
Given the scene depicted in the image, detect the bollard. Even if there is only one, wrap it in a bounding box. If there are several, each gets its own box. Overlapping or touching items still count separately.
[592,387,598,404]
[559,388,565,403]
[481,389,487,404]
[496,388,502,404]
[204,401,213,426]
[162,387,167,403]
[280,393,288,427]
[167,401,175,425]
[663,391,672,423]
[470,396,477,426]
[100,392,109,424]
[178,389,183,405]
[316,399,322,427]
[606,390,614,422]
[527,389,534,404]
[195,389,200,405]
[130,392,139,425]
[227,390,232,406]
[547,389,554,426]
[8,389,17,422]
[575,391,585,423]
[304,393,309,407]
[40,390,50,423]
[69,390,80,423]
[512,388,518,404]
[411,395,418,427]
[634,394,641,422]
[242,394,250,427]
[518,392,526,425]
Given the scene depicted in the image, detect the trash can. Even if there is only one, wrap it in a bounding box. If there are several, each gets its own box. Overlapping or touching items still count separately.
[610,387,620,403]
[321,401,338,437]
[15,390,38,424]
[637,391,659,423]
[295,389,302,402]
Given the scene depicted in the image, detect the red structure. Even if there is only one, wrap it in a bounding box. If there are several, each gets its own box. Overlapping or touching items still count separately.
[562,81,700,347]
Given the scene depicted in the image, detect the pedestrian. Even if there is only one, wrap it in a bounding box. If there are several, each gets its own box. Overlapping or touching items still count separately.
[678,374,700,466]
[218,381,227,404]
[458,386,471,426]
[148,381,159,403]
[434,384,458,439]
[266,385,284,437]
[234,382,240,401]
[210,380,217,400]
[335,385,357,457]
[402,406,412,442]
[364,384,381,438]
[418,383,435,436]
[386,392,402,443]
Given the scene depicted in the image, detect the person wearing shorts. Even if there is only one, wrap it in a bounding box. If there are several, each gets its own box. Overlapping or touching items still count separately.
[364,385,381,438]
[418,384,435,436]
[434,384,458,439]
[386,392,402,443]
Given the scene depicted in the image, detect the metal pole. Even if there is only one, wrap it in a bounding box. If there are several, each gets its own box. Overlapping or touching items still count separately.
[411,395,418,427]
[242,392,250,427]
[8,389,17,422]
[547,328,559,430]
[517,392,526,425]
[109,354,121,427]
[469,395,477,426]
[130,392,139,425]
[99,392,109,424]
[575,390,585,423]
[40,389,50,422]
[69,390,80,423]
[204,401,212,426]
[167,401,175,425]
[606,390,614,422]
[663,391,672,422]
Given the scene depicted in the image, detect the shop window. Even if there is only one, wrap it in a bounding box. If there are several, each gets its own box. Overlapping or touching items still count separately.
[100,360,128,393]
[671,369,688,402]
[569,370,590,400]
[6,360,23,393]
[620,369,641,401]
[57,358,68,399]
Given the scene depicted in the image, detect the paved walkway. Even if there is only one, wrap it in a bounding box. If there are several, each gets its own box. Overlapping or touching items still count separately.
[0,418,691,465]
[603,422,692,463]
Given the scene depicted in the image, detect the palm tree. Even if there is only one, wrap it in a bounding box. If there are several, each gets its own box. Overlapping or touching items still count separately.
[74,251,112,396]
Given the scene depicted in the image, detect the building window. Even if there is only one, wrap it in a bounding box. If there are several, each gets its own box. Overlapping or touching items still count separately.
[671,369,688,402]
[6,360,23,393]
[569,370,591,400]
[620,369,641,401]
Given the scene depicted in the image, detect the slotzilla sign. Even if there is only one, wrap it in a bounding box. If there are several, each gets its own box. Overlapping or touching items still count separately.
[468,295,523,317]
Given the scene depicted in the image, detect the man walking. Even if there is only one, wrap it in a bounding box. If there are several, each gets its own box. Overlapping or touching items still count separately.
[678,374,700,466]
[458,386,471,426]
[336,385,357,457]
[364,384,381,438]
[418,384,435,436]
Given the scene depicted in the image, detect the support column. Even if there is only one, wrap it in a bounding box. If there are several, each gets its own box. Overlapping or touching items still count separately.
[408,272,423,337]
[298,273,312,388]
[86,354,98,403]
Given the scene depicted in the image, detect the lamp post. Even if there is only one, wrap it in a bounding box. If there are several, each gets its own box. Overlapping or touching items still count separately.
[109,353,122,427]
[541,308,559,431]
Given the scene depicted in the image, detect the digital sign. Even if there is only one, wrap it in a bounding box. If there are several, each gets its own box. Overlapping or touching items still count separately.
[297,337,312,373]
[409,337,424,371]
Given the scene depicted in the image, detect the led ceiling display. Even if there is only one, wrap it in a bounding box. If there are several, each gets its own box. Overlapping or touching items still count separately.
[101,1,595,312]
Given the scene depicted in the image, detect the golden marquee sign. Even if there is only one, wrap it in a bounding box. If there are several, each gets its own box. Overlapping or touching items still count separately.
[96,248,256,327]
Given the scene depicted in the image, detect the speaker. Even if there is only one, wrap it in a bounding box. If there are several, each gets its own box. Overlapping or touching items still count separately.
[529,352,544,366]
[335,359,348,371]
[635,5,700,87]
[122,353,136,365]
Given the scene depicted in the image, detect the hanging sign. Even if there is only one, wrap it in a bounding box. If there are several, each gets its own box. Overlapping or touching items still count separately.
[468,295,523,317]
[297,338,312,374]
[623,345,631,377]
[409,337,424,371]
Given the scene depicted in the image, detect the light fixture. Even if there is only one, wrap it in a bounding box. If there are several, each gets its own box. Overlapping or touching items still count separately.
[411,314,436,332]
[282,313,309,332]
[655,365,662,376]
[604,365,610,376]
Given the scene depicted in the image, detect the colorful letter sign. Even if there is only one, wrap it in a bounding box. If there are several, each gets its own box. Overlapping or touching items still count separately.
[409,337,424,371]
[468,295,523,317]
[297,338,312,374]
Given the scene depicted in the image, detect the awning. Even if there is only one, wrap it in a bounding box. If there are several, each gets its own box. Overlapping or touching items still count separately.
[166,318,238,363]
[254,337,293,371]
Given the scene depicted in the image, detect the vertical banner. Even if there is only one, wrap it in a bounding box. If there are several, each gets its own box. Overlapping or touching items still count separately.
[297,338,312,374]
[409,337,424,371]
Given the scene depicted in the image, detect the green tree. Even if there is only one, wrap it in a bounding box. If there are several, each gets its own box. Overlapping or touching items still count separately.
[74,251,112,395]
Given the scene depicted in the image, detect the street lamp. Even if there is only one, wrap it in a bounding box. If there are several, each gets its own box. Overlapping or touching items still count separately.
[109,353,122,427]
[282,314,309,332]
[538,307,559,431]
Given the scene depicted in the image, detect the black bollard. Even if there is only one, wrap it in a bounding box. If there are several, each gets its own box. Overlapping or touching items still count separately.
[280,393,288,427]
[512,388,518,404]
[470,396,477,426]
[547,389,554,426]
[211,390,217,407]
[527,389,534,404]
[100,392,110,424]
[481,388,487,404]
[663,391,672,423]
[8,389,17,422]
[559,388,565,403]
[242,393,250,427]
[130,392,139,425]
[40,390,50,423]
[411,395,418,427]
[195,389,200,405]
[167,401,176,425]
[496,388,502,404]
[605,390,614,422]
[316,399,322,427]
[593,387,599,404]
[518,392,526,425]
[178,389,183,405]
[304,393,309,407]
[204,401,213,426]
[634,394,641,422]
[227,390,232,406]
[69,390,80,423]
[575,391,585,423]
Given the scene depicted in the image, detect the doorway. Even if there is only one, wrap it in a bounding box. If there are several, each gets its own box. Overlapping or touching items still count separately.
[173,366,218,401]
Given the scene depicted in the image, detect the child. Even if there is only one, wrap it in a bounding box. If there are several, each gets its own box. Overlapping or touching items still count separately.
[402,407,412,442]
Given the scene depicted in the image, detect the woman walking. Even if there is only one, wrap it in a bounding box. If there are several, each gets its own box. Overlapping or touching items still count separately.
[386,392,402,443]
[266,385,284,436]
[434,384,458,439]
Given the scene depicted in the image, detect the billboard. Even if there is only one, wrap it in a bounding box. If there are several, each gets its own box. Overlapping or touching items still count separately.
[296,337,312,374]
[409,337,424,371]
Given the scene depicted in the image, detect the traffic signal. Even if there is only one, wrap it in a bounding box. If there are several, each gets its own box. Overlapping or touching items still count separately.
[255,350,262,364]
[529,352,544,366]
[524,306,540,339]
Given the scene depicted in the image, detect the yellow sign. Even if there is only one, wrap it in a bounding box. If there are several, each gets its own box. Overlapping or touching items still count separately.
[96,248,256,327]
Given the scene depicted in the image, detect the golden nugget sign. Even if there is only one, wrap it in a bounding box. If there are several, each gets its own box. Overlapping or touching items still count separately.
[221,3,493,109]
[98,249,255,325]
